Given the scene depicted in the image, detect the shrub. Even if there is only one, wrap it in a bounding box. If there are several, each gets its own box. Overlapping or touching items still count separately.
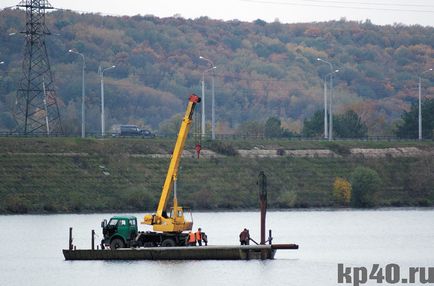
[277,191,297,208]
[332,177,352,206]
[326,143,351,156]
[350,167,382,207]
[5,195,29,213]
[207,140,238,156]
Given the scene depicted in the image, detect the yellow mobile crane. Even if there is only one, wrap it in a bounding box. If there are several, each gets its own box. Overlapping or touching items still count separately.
[101,94,201,248]
[141,94,200,232]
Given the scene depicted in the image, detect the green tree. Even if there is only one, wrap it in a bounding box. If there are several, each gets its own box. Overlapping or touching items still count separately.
[334,110,368,138]
[350,167,382,208]
[302,110,325,138]
[395,98,434,139]
[264,117,282,138]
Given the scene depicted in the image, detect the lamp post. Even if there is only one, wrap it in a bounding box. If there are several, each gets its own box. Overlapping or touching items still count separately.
[199,57,217,139]
[200,72,205,138]
[322,75,328,139]
[418,68,433,140]
[98,65,116,137]
[69,49,86,138]
[199,56,217,140]
[211,68,216,140]
[317,58,336,141]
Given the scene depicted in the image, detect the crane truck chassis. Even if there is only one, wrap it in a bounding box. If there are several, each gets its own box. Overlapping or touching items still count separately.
[101,216,191,249]
[101,94,200,249]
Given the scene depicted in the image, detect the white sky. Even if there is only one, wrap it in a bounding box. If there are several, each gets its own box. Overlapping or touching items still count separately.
[1,0,434,26]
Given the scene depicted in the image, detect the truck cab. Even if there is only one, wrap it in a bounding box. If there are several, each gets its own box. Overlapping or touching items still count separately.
[101,215,138,249]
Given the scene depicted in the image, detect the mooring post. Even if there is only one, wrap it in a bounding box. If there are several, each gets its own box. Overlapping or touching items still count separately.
[258,171,267,245]
[69,227,73,251]
[268,229,273,245]
[258,171,268,260]
[91,229,95,250]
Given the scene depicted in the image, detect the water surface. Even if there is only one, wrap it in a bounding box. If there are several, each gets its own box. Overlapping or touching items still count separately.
[0,209,432,286]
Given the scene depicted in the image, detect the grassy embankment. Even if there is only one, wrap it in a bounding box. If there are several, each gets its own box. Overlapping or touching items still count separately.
[0,137,433,213]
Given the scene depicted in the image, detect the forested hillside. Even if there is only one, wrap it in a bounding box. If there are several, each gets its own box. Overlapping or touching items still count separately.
[0,9,433,135]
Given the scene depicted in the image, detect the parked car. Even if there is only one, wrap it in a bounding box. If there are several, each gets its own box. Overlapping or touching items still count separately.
[113,125,155,138]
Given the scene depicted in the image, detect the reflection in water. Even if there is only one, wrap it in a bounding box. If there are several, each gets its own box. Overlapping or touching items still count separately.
[0,209,433,286]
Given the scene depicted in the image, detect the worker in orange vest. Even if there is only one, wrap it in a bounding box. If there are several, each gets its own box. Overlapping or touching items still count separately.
[195,228,203,246]
[188,231,196,246]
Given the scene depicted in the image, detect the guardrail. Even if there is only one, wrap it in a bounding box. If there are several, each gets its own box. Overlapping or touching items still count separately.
[0,131,432,142]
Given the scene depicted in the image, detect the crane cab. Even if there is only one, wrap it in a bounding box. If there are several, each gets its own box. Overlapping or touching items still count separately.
[142,206,193,233]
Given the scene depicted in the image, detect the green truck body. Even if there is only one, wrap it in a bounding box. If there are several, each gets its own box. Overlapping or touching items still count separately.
[101,215,189,249]
[101,216,138,249]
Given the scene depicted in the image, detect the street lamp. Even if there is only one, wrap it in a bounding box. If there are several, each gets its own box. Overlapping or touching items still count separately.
[0,61,4,65]
[321,75,328,139]
[199,56,217,139]
[199,56,217,140]
[69,49,86,138]
[317,58,336,141]
[418,68,433,140]
[322,69,340,140]
[98,65,116,137]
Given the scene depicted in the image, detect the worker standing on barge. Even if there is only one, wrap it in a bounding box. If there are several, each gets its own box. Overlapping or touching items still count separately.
[239,228,250,245]
[196,228,203,246]
[188,231,196,246]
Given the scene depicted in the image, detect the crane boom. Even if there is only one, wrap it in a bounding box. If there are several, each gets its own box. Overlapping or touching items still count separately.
[142,94,200,233]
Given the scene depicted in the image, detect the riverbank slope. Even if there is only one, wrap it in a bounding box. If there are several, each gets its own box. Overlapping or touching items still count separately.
[0,137,433,213]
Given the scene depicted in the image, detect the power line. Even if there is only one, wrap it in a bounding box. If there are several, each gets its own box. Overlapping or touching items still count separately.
[241,0,434,13]
[279,0,434,8]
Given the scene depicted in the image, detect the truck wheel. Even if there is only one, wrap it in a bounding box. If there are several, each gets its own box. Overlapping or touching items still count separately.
[161,239,176,247]
[110,238,125,249]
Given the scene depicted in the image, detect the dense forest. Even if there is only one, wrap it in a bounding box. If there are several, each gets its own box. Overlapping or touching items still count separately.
[0,8,433,136]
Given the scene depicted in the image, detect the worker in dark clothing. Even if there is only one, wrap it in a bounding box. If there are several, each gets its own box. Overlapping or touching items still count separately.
[202,232,208,246]
[239,228,250,245]
[195,228,203,246]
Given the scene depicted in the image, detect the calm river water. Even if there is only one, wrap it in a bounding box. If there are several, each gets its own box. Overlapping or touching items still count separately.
[0,209,433,286]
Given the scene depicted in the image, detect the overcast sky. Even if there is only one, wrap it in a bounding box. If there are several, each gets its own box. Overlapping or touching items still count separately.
[1,0,434,26]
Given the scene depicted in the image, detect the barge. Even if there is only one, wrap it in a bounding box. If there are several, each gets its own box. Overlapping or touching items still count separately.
[63,244,298,261]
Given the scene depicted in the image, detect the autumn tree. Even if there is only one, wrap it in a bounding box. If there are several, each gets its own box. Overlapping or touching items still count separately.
[236,121,265,138]
[332,177,352,206]
[158,114,183,136]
